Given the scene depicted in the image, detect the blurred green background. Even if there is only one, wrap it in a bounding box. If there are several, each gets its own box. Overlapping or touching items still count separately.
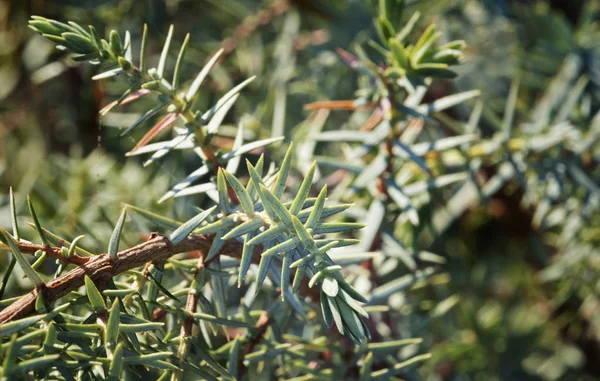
[1,0,599,380]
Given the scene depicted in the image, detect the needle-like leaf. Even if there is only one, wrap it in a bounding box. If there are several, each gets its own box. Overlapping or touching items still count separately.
[157,25,174,78]
[259,184,293,228]
[128,113,179,154]
[216,169,230,215]
[105,299,121,357]
[261,238,298,257]
[27,195,48,247]
[9,187,19,239]
[84,275,106,313]
[170,206,216,244]
[273,144,293,198]
[281,252,292,301]
[305,185,327,229]
[238,233,256,287]
[201,76,255,122]
[185,48,224,102]
[223,170,254,217]
[1,229,43,287]
[108,208,127,259]
[289,161,316,215]
[139,24,148,72]
[173,33,190,89]
[67,235,85,258]
[121,101,169,136]
[246,225,285,246]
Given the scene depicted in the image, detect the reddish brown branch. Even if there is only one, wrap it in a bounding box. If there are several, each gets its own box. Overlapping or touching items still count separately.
[0,233,243,324]
[16,242,89,266]
[180,256,206,339]
[1,232,322,327]
[304,100,375,111]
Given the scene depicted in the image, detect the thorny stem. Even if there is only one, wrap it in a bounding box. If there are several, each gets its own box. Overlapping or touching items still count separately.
[0,233,238,324]
[0,234,313,377]
[0,232,323,328]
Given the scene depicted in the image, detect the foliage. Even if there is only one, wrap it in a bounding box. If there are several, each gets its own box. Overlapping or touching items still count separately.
[0,0,599,380]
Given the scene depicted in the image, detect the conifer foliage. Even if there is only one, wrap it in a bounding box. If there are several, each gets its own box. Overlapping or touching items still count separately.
[0,0,598,380]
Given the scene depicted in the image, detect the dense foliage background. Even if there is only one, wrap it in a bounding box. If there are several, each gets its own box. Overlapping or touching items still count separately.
[1,0,599,380]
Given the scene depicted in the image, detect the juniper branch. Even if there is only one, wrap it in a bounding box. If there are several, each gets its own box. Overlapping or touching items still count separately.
[0,233,242,324]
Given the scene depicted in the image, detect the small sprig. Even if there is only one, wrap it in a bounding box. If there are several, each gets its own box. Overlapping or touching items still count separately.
[29,16,258,171]
[303,4,479,253]
[369,0,467,97]
[166,146,370,343]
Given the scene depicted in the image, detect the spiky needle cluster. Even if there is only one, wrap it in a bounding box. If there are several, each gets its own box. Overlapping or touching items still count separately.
[28,15,279,176]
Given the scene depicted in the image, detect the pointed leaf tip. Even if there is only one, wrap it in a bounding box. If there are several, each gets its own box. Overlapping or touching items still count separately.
[108,208,127,259]
[9,187,19,239]
[273,143,294,198]
[1,228,43,287]
[157,25,174,78]
[170,206,216,244]
[84,275,106,313]
[289,161,317,215]
[185,48,225,102]
[27,195,49,246]
[223,170,254,217]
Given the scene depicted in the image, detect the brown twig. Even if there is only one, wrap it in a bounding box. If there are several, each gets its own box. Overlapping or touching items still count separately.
[181,253,206,339]
[0,233,243,324]
[239,310,271,377]
[303,100,375,111]
[14,242,90,266]
[169,251,207,380]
